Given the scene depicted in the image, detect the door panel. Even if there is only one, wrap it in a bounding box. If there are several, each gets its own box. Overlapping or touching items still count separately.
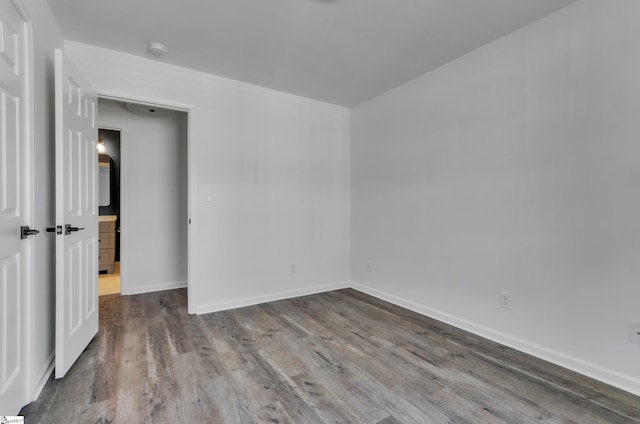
[85,132,97,215]
[85,237,97,315]
[1,86,19,216]
[55,48,98,379]
[0,0,30,414]
[1,254,21,389]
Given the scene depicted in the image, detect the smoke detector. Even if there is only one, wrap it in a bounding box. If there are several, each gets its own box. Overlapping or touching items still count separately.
[148,42,167,57]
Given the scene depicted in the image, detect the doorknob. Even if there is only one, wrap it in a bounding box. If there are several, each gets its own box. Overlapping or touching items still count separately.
[20,226,40,239]
[65,224,86,235]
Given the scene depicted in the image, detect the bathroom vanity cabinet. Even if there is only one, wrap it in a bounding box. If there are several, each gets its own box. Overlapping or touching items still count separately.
[99,217,116,274]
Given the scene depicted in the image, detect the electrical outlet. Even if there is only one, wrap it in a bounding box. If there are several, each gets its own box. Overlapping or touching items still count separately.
[499,292,511,310]
[629,321,640,344]
[290,264,296,274]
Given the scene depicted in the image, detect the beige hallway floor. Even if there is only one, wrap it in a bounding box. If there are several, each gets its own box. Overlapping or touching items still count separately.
[99,261,120,296]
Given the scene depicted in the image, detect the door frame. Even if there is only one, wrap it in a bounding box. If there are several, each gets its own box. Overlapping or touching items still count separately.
[97,94,192,311]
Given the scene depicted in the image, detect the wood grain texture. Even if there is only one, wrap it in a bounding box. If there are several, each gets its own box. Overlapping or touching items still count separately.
[21,288,640,423]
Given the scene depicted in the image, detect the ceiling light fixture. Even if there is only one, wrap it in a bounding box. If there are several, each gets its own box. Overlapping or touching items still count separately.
[148,42,167,57]
[96,139,106,153]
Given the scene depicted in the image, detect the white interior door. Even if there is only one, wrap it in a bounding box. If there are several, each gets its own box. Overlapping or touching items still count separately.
[54,48,99,379]
[0,0,31,414]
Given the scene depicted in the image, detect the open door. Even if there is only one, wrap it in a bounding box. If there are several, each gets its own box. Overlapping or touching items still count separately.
[54,48,99,378]
[0,0,32,413]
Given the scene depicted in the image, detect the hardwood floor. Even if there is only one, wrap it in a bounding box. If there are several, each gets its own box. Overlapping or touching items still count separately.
[21,288,640,423]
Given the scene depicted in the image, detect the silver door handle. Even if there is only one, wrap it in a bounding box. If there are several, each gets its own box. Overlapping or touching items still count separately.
[20,226,40,239]
[65,224,85,235]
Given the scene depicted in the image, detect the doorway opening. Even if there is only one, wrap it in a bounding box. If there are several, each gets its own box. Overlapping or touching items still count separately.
[97,97,189,298]
[98,128,121,296]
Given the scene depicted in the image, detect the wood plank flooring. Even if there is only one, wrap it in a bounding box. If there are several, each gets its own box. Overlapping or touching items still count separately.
[21,288,640,423]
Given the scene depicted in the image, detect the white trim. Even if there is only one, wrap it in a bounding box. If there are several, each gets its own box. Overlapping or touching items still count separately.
[118,125,127,296]
[186,111,193,314]
[98,93,192,113]
[98,125,122,132]
[124,281,188,296]
[350,282,640,397]
[196,282,350,315]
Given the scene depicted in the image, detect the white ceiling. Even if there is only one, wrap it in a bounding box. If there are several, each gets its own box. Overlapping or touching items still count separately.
[47,0,577,107]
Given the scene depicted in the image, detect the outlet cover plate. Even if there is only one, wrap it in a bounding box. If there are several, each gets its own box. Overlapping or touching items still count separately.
[499,292,511,310]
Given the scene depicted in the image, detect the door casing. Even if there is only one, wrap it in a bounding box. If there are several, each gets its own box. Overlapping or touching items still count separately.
[97,94,192,311]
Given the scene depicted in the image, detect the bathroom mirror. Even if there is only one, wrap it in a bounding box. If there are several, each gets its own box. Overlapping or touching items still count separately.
[99,157,110,207]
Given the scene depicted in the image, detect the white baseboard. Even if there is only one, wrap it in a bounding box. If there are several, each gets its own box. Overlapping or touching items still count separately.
[124,280,187,295]
[32,352,55,401]
[350,282,640,397]
[196,282,350,315]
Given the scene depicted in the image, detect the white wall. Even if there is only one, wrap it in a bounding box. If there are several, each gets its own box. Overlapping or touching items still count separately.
[26,0,63,399]
[352,0,640,395]
[98,99,188,294]
[66,41,351,313]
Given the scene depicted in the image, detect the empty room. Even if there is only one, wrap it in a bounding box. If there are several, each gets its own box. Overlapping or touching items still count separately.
[1,0,639,422]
